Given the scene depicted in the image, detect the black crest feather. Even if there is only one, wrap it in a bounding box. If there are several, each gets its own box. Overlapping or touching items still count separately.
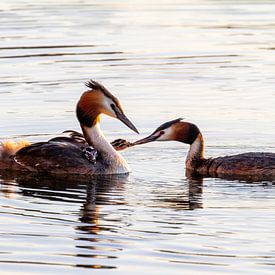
[85,79,117,101]
[153,118,184,134]
[85,80,103,90]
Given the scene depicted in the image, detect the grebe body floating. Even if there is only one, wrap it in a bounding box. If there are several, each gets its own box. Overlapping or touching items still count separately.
[124,118,275,181]
[0,80,138,175]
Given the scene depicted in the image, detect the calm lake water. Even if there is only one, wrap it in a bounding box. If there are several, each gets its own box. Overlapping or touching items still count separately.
[0,0,275,274]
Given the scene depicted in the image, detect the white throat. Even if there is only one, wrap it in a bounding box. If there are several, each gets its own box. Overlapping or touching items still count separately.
[82,123,131,174]
[186,133,204,169]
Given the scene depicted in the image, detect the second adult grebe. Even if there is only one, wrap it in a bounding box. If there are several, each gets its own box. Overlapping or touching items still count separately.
[113,118,275,181]
[0,80,139,175]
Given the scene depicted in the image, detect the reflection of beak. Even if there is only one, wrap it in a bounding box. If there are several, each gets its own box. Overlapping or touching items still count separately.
[132,133,159,145]
[117,112,139,134]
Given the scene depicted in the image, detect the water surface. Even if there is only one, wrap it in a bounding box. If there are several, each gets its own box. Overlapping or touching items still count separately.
[0,1,275,274]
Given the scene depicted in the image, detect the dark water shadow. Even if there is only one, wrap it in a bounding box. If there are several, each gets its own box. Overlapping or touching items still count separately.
[186,172,204,210]
[146,174,204,211]
[0,171,205,269]
[0,171,205,209]
[0,172,128,269]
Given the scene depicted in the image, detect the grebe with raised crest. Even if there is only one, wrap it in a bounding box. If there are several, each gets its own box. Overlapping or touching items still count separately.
[0,80,139,175]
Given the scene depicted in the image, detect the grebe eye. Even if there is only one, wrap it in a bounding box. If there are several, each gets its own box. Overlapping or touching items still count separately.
[160,131,165,135]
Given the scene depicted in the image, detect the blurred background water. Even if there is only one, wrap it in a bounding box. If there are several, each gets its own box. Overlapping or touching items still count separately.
[0,0,274,274]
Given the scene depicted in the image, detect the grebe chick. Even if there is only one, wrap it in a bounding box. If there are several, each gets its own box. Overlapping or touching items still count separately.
[131,118,275,181]
[0,80,139,175]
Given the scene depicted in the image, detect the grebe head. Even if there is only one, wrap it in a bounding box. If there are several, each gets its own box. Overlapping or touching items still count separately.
[133,118,200,145]
[77,80,138,133]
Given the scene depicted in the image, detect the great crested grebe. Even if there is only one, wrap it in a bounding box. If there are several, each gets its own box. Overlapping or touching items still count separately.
[0,80,139,175]
[113,118,275,181]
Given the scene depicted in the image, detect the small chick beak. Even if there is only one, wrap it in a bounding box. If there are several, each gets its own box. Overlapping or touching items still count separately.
[117,112,139,134]
[132,133,159,145]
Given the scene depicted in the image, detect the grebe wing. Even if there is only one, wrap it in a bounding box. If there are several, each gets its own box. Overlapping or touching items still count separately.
[14,141,95,174]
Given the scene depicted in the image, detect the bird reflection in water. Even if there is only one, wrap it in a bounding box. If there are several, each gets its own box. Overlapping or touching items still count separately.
[74,175,127,269]
[185,170,203,210]
[143,174,203,211]
[76,175,127,247]
[0,172,204,269]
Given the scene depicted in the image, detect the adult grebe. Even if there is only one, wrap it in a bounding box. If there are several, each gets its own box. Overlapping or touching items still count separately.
[114,118,275,181]
[0,80,139,175]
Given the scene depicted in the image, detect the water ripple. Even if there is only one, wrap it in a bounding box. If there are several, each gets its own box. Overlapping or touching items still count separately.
[1,1,275,274]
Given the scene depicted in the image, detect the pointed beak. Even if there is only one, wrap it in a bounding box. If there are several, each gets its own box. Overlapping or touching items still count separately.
[132,133,159,145]
[117,112,139,134]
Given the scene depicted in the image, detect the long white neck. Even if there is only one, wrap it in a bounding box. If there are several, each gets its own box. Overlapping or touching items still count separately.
[82,123,131,174]
[186,133,204,169]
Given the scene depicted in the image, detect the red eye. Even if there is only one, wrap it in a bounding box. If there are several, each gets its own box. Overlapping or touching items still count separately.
[160,131,165,135]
